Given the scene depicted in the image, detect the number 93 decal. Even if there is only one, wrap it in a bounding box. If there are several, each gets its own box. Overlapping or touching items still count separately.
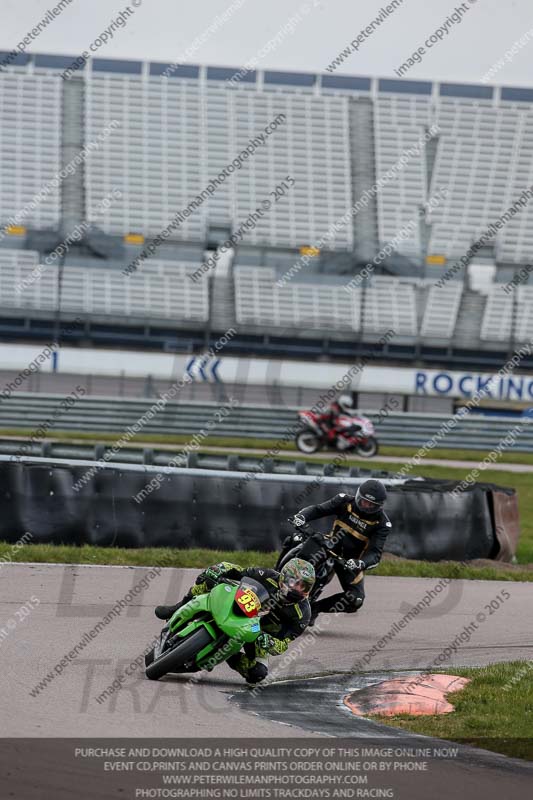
[235,588,261,617]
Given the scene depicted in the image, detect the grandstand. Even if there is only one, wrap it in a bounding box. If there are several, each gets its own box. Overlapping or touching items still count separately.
[1,54,533,366]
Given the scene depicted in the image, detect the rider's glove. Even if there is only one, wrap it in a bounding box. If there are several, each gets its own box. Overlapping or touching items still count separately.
[290,514,307,528]
[202,564,228,587]
[288,514,311,542]
[257,633,289,656]
[256,633,276,653]
[346,559,366,575]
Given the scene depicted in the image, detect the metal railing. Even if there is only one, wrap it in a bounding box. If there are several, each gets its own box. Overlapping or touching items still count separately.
[0,439,402,477]
[1,392,532,452]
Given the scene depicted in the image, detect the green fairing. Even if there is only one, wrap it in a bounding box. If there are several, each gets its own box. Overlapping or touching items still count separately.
[167,583,261,670]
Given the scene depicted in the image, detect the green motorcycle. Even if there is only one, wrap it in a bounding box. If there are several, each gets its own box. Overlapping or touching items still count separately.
[145,577,270,681]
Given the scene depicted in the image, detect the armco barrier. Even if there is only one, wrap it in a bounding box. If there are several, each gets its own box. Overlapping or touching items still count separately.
[0,439,405,478]
[1,393,533,451]
[0,456,519,561]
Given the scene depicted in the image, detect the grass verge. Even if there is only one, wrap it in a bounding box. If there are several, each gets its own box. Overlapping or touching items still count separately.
[0,544,277,569]
[370,661,533,761]
[1,543,532,581]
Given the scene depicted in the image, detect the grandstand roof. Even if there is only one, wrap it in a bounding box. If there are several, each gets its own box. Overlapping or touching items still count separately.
[2,51,533,102]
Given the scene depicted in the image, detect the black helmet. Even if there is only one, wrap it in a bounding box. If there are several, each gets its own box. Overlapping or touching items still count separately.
[355,479,386,515]
[279,558,315,603]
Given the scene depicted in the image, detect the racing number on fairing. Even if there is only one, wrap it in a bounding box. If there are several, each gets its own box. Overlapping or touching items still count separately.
[235,588,261,616]
[240,592,258,612]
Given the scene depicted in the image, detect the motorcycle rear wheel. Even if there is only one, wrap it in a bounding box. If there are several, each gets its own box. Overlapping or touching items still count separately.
[145,627,212,681]
[295,431,321,454]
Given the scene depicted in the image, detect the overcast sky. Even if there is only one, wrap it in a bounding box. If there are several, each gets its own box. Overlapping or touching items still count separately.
[2,0,533,86]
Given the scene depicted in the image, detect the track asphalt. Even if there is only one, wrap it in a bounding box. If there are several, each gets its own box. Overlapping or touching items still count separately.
[2,564,531,798]
[2,564,531,737]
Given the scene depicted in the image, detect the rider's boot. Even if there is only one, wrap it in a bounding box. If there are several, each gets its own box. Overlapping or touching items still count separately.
[227,654,267,685]
[154,602,182,620]
[154,592,193,620]
[227,653,254,679]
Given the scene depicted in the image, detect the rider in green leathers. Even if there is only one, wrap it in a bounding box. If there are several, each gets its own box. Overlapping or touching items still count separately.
[154,558,315,684]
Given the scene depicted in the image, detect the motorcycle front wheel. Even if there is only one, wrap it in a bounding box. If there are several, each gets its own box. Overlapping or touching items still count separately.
[276,545,303,571]
[295,431,322,454]
[145,627,212,680]
[355,436,379,458]
[276,545,334,604]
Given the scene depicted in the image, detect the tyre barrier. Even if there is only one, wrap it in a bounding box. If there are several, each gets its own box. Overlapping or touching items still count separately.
[0,455,519,562]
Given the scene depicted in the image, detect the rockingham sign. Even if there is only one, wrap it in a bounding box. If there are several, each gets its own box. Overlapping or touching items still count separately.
[412,369,533,401]
[2,344,533,401]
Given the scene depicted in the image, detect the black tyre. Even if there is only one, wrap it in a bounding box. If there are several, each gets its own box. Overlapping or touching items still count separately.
[145,627,213,681]
[311,565,337,603]
[276,545,303,571]
[355,436,378,458]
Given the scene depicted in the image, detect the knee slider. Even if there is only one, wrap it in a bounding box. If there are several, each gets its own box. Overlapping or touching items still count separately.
[247,663,268,684]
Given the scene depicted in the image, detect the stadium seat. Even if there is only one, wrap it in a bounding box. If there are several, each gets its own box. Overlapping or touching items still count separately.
[481,286,513,342]
[85,75,353,250]
[374,92,533,262]
[482,284,533,344]
[362,276,417,336]
[420,282,463,339]
[0,73,62,232]
[234,266,360,331]
[0,253,209,323]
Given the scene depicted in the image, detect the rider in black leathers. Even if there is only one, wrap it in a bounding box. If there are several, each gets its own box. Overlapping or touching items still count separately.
[287,479,391,623]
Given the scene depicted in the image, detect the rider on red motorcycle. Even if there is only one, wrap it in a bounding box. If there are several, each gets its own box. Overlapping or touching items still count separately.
[296,395,378,457]
[317,394,357,435]
[318,394,355,430]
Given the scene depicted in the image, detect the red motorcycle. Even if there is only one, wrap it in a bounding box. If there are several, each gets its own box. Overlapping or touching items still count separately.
[295,410,379,457]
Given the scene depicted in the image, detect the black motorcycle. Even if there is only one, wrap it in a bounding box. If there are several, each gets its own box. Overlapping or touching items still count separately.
[276,520,360,605]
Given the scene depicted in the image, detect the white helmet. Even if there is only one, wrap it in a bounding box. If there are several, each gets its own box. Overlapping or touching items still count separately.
[337,394,355,414]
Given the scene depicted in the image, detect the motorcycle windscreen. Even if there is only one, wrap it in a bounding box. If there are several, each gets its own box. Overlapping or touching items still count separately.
[234,578,271,618]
